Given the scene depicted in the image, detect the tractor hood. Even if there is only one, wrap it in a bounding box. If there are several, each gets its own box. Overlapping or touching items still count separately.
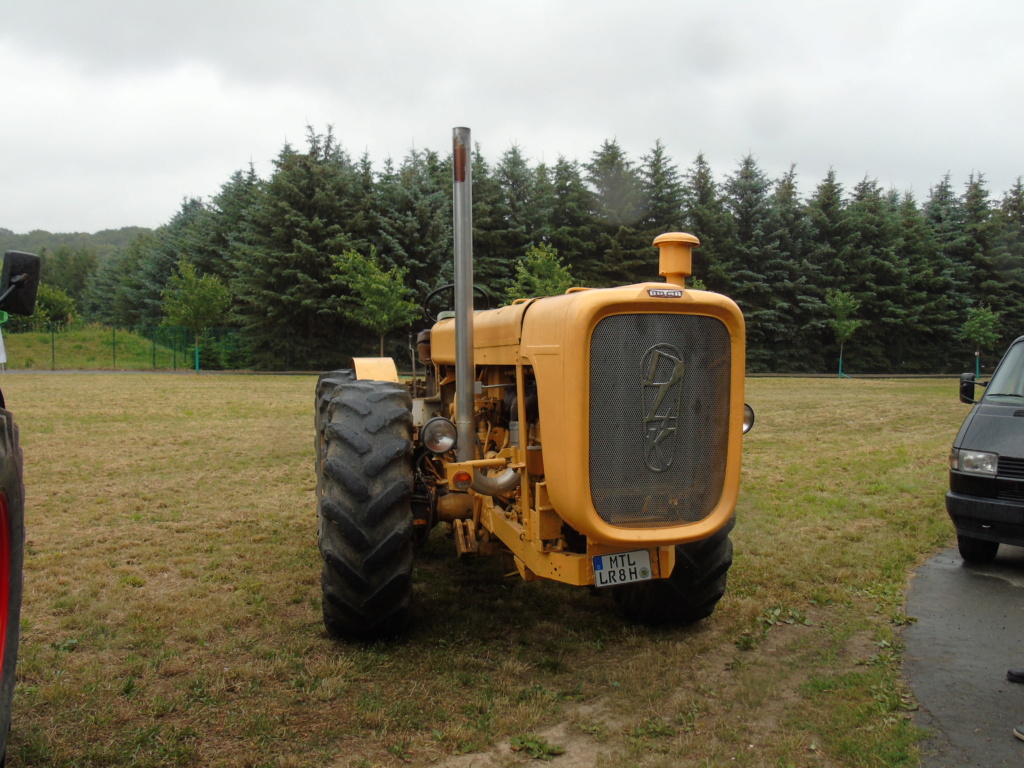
[430,299,534,367]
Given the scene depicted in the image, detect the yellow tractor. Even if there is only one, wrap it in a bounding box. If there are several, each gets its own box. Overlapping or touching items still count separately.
[314,128,754,640]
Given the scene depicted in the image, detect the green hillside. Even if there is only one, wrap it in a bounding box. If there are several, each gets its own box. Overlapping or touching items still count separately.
[0,226,153,260]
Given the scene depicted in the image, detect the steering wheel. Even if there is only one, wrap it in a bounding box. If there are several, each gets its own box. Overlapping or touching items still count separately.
[422,283,493,324]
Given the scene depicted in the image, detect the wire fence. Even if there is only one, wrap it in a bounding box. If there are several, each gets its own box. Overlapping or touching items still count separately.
[0,320,989,378]
[1,322,247,372]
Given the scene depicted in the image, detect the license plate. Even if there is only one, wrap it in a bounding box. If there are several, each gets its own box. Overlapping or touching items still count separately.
[592,550,653,588]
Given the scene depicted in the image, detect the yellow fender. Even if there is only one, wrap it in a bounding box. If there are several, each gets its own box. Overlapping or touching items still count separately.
[352,358,399,382]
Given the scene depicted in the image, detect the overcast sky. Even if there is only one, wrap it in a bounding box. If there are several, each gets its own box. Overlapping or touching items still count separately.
[3,0,1023,234]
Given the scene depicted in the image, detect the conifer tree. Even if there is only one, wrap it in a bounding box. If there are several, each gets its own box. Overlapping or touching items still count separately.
[680,153,734,292]
[375,149,452,296]
[804,169,861,362]
[843,178,919,370]
[495,144,534,241]
[120,198,218,328]
[473,144,533,296]
[639,140,684,233]
[892,192,961,371]
[80,233,156,326]
[992,178,1024,284]
[231,127,368,370]
[806,169,855,291]
[549,157,600,284]
[585,140,649,285]
[925,173,970,284]
[761,166,825,371]
[947,174,1022,353]
[959,174,1004,297]
[349,152,381,250]
[721,155,780,370]
[208,165,261,284]
[526,162,555,244]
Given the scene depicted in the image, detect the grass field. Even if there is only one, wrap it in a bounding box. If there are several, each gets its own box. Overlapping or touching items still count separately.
[1,374,964,767]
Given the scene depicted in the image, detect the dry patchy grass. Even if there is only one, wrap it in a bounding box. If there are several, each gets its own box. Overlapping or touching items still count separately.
[0,374,964,767]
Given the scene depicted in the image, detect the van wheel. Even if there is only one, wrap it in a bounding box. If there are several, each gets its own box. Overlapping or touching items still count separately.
[957,534,999,564]
[613,518,734,625]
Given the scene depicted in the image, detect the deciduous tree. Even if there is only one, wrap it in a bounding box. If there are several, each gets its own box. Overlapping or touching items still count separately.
[162,258,231,370]
[505,243,575,302]
[331,248,420,356]
[825,289,863,376]
[960,304,1002,376]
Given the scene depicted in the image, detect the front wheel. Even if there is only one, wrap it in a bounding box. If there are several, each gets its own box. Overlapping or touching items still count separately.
[315,377,414,641]
[0,411,25,765]
[957,534,999,564]
[612,519,734,625]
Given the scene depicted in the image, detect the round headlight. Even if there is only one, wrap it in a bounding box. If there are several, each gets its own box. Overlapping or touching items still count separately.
[742,403,756,434]
[422,417,458,454]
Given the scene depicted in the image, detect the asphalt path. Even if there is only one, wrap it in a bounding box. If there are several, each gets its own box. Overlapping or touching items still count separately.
[905,545,1024,766]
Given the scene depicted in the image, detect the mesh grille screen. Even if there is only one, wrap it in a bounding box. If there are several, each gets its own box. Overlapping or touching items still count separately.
[589,314,731,528]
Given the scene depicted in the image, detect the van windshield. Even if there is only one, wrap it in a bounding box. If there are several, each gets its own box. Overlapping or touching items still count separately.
[984,342,1024,401]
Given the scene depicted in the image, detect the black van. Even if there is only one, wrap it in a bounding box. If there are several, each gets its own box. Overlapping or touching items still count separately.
[947,336,1024,562]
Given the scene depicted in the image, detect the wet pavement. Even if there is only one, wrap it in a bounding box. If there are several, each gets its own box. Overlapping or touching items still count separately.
[905,546,1024,766]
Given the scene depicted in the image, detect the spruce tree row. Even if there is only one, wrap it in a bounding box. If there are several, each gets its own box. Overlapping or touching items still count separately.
[64,126,1024,373]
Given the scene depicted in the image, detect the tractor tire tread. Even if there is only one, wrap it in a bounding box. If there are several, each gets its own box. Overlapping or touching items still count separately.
[612,518,735,625]
[315,377,414,641]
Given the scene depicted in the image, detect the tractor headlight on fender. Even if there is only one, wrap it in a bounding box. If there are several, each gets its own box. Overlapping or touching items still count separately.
[950,448,998,476]
[422,417,458,455]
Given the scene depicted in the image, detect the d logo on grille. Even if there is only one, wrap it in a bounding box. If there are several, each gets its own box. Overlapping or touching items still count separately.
[641,344,685,473]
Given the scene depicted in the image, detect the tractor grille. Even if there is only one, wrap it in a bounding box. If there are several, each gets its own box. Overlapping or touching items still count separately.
[589,313,731,528]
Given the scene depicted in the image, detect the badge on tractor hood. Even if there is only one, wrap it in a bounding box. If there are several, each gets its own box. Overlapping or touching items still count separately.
[647,288,683,298]
[641,343,685,473]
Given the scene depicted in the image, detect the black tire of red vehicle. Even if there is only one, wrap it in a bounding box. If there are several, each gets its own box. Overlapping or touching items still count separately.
[316,378,415,640]
[0,411,25,766]
[612,518,734,625]
[956,534,999,564]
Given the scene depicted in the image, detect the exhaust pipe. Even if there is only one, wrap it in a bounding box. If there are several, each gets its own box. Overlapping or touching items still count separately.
[452,128,476,463]
[452,128,520,498]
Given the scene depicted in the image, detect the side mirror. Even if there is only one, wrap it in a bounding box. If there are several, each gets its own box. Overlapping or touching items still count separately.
[0,251,41,317]
[960,372,978,404]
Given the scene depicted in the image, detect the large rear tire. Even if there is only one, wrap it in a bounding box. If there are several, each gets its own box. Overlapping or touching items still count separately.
[315,377,415,640]
[612,518,734,625]
[0,410,25,765]
[315,370,355,493]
